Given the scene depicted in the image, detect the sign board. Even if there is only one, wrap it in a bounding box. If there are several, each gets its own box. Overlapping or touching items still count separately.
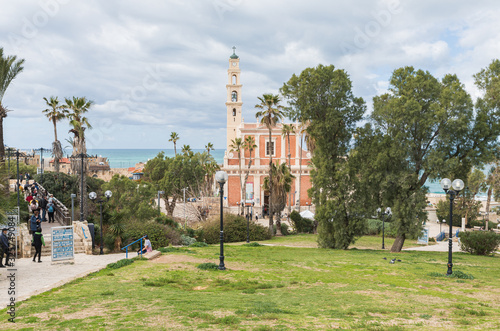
[51,226,74,262]
[417,227,429,245]
[245,182,254,201]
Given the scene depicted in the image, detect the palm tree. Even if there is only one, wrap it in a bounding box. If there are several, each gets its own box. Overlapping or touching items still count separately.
[230,137,244,214]
[0,48,25,161]
[255,93,284,235]
[181,144,192,155]
[243,136,257,207]
[169,132,180,155]
[43,96,68,173]
[64,96,93,219]
[281,123,295,215]
[205,142,214,155]
[263,162,294,236]
[486,159,500,213]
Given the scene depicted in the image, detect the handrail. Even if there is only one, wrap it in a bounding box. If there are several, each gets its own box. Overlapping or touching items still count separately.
[121,236,146,259]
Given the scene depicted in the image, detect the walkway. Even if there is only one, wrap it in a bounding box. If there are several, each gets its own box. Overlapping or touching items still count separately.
[0,253,127,309]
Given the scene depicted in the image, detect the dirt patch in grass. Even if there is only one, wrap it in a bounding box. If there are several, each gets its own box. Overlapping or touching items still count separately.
[152,254,210,264]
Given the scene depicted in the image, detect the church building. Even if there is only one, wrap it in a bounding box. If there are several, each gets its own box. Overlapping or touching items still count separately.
[222,48,313,213]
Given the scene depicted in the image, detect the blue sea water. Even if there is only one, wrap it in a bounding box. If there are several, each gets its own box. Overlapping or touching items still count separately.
[85,149,225,169]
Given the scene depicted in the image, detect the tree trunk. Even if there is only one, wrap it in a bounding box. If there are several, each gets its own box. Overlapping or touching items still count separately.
[0,116,5,161]
[268,128,274,236]
[391,233,405,252]
[298,135,302,212]
[287,134,291,216]
[486,187,492,213]
[275,212,283,236]
[164,197,176,216]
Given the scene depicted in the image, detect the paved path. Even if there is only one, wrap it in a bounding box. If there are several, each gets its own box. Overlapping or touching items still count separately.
[0,253,127,309]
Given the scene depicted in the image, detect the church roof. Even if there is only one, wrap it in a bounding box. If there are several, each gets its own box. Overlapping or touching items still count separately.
[230,46,239,59]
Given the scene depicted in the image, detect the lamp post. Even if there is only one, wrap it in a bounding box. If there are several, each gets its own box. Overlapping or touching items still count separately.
[15,150,20,208]
[215,171,228,270]
[157,190,164,215]
[440,219,445,233]
[89,190,112,255]
[245,202,251,243]
[440,178,464,275]
[71,193,76,224]
[182,187,188,229]
[376,207,392,249]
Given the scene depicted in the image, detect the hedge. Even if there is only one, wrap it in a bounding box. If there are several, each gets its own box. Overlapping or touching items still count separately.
[200,213,271,244]
[458,231,500,255]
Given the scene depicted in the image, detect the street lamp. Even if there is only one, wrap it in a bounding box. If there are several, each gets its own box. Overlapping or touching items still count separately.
[376,207,392,249]
[182,187,188,229]
[215,170,228,270]
[440,219,446,233]
[157,190,164,215]
[89,190,112,255]
[71,193,77,224]
[245,202,254,243]
[440,178,464,275]
[15,150,20,208]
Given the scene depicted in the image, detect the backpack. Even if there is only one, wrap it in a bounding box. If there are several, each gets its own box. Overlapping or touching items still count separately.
[48,203,54,213]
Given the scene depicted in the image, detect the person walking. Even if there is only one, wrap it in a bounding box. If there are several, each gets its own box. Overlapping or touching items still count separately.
[30,210,42,235]
[39,195,48,222]
[47,201,55,223]
[0,228,11,268]
[30,199,39,213]
[32,227,45,263]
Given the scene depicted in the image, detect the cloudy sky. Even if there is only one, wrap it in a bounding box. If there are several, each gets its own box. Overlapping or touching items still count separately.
[1,0,500,150]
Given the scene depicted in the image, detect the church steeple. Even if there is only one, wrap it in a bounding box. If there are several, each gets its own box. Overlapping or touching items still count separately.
[226,47,242,148]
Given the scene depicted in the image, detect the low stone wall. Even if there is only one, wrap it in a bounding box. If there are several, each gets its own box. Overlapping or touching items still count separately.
[73,221,93,255]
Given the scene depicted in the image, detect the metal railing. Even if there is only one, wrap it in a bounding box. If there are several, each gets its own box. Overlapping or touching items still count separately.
[121,236,146,259]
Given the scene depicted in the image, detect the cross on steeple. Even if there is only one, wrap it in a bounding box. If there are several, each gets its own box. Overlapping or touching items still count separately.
[232,46,236,54]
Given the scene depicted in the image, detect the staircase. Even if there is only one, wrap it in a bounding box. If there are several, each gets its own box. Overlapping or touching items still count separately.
[30,231,86,257]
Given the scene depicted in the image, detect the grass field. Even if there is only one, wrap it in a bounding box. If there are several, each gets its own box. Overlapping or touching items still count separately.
[1,235,499,330]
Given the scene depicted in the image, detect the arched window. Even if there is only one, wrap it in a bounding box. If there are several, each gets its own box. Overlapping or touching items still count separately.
[232,91,238,102]
[232,108,236,116]
[232,75,237,85]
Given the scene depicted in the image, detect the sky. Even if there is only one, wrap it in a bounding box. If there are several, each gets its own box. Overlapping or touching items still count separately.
[1,0,500,150]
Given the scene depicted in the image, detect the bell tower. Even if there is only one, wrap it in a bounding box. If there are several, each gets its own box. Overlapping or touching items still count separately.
[226,46,242,148]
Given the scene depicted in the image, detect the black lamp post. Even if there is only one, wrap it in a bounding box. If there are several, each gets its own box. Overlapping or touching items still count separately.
[245,202,251,243]
[377,207,392,249]
[440,178,464,275]
[15,150,20,208]
[89,190,112,255]
[215,170,228,270]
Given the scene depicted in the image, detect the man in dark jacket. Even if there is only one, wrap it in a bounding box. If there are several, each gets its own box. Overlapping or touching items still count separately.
[39,195,48,222]
[30,210,41,235]
[0,228,10,268]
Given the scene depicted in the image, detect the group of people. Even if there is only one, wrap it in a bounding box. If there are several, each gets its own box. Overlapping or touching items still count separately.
[24,181,51,263]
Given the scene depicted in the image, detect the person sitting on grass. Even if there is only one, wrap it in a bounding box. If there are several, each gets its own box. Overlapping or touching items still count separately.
[138,235,152,255]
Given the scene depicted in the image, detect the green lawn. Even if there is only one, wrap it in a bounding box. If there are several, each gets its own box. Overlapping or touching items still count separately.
[2,235,499,330]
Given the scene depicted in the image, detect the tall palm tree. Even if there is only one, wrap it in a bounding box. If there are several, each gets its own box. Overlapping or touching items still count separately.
[205,142,214,155]
[281,123,295,215]
[64,96,93,219]
[243,136,257,208]
[255,93,284,235]
[43,96,68,173]
[230,137,244,214]
[169,132,180,155]
[0,48,25,161]
[181,144,192,156]
[263,162,294,236]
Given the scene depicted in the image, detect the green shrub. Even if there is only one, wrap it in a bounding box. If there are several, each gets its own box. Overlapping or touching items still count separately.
[123,221,181,249]
[290,211,314,233]
[107,258,134,269]
[243,242,263,247]
[273,222,289,235]
[155,215,178,228]
[181,234,196,246]
[199,214,271,244]
[197,262,219,270]
[458,231,500,255]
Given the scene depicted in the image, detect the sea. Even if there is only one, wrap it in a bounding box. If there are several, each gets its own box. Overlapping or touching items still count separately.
[52,148,484,196]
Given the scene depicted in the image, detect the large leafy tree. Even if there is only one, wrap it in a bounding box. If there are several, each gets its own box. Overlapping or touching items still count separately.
[370,64,500,252]
[64,96,93,219]
[0,48,24,161]
[281,64,365,246]
[143,152,206,217]
[43,96,68,173]
[263,162,294,236]
[255,94,284,235]
[169,132,180,155]
[281,123,295,215]
[230,137,244,214]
